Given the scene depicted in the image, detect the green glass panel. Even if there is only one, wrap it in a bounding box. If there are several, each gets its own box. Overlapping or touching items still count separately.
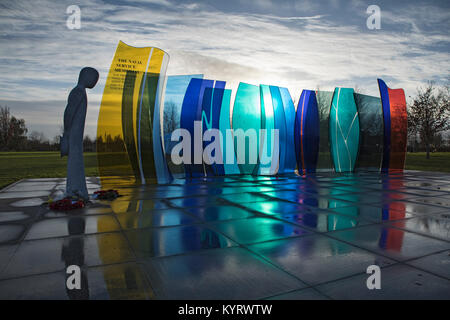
[354,93,383,171]
[329,88,360,172]
[315,91,333,171]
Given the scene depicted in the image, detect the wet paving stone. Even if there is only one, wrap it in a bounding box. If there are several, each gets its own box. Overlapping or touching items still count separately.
[142,247,306,299]
[25,215,121,240]
[0,172,449,299]
[1,232,135,279]
[387,216,450,241]
[278,211,371,232]
[0,263,153,300]
[328,224,450,261]
[0,211,30,223]
[210,217,310,245]
[406,250,450,279]
[184,205,255,222]
[315,264,450,299]
[116,208,199,229]
[249,234,395,285]
[0,224,27,244]
[125,225,236,258]
[265,288,329,300]
[0,244,17,276]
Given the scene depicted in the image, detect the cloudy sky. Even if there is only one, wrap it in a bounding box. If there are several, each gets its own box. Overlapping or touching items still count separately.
[0,0,448,139]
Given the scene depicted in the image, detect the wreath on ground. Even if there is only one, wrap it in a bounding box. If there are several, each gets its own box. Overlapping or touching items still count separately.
[43,190,120,211]
[93,189,121,200]
[46,197,86,211]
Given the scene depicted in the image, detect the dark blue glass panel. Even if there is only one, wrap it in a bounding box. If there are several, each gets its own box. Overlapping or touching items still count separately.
[295,90,320,174]
[202,81,226,176]
[270,86,286,174]
[180,78,213,178]
[279,87,296,173]
[378,78,391,173]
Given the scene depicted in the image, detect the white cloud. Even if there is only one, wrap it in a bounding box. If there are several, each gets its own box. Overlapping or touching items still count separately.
[0,0,448,138]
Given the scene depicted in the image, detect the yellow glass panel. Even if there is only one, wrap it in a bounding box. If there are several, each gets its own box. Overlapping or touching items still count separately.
[97,41,165,186]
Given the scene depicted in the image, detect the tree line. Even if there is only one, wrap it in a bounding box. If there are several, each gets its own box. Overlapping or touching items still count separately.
[0,82,449,157]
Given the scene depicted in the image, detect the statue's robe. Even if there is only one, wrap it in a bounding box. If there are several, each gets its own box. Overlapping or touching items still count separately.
[64,68,98,200]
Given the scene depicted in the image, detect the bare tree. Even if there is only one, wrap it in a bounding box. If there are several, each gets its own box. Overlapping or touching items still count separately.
[0,105,28,151]
[408,82,450,158]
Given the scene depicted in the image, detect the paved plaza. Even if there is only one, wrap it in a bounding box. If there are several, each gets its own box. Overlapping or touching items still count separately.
[0,172,449,299]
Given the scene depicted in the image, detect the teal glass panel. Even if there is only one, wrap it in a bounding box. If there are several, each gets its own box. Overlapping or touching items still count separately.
[329,88,360,172]
[354,93,383,171]
[259,85,276,175]
[219,89,239,174]
[163,75,203,177]
[232,82,261,175]
[279,87,296,173]
[315,91,333,171]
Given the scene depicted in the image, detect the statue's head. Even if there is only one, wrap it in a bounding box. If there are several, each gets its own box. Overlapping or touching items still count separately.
[78,67,99,89]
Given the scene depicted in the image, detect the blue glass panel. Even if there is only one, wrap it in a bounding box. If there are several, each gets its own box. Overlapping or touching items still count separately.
[219,89,240,174]
[295,90,320,174]
[259,85,276,175]
[164,75,203,177]
[329,88,360,173]
[279,87,296,173]
[378,79,391,172]
[270,86,286,174]
[232,82,261,175]
[202,81,226,176]
[180,78,214,178]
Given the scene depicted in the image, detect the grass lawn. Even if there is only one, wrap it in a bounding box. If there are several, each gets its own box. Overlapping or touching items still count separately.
[0,151,449,190]
[404,152,450,173]
[0,152,99,190]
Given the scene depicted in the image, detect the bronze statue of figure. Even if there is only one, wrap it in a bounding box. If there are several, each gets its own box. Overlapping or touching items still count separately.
[62,67,99,200]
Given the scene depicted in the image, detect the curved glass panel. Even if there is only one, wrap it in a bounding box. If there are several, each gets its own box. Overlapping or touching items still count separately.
[232,82,261,175]
[97,41,169,186]
[295,90,319,174]
[202,81,226,176]
[163,74,203,178]
[259,85,276,175]
[180,78,213,178]
[329,88,360,173]
[354,93,383,171]
[315,91,333,171]
[279,87,296,173]
[149,48,172,184]
[270,86,286,175]
[219,89,240,174]
[378,79,407,172]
